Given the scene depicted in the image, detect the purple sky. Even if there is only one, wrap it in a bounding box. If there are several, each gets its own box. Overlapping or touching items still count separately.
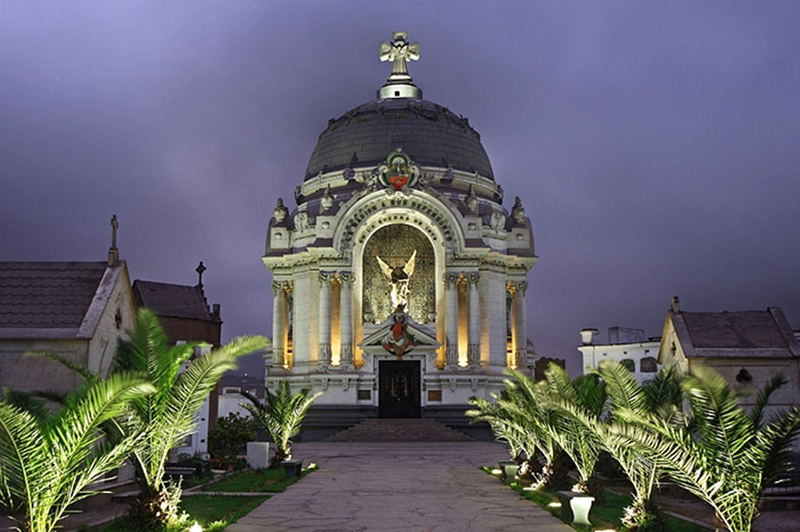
[2,1,799,377]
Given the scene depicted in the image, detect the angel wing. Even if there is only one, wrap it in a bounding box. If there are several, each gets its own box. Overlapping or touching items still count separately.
[376,255,392,280]
[379,42,393,61]
[403,250,417,277]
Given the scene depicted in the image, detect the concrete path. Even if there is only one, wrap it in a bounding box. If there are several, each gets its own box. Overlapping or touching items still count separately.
[226,441,573,532]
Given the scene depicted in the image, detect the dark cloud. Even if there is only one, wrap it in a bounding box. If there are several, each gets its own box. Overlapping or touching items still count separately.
[2,1,799,376]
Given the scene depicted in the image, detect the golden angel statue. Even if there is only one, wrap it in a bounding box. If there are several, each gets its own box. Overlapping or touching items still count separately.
[376,250,417,312]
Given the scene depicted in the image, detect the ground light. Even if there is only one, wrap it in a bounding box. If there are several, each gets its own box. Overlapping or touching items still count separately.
[189,522,202,532]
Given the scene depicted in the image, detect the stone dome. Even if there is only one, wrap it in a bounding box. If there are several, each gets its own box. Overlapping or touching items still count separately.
[304,97,494,181]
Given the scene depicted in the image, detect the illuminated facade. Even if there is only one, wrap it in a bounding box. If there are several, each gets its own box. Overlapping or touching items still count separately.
[262,32,537,423]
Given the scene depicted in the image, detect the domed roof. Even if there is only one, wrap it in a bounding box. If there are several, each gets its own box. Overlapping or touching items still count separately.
[305,97,494,181]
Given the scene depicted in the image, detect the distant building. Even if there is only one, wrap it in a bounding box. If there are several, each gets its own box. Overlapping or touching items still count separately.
[578,327,661,384]
[132,262,223,458]
[0,216,136,394]
[218,374,264,420]
[131,262,221,347]
[658,297,800,447]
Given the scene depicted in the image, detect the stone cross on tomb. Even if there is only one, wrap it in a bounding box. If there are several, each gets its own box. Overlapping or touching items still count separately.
[110,214,118,248]
[196,261,206,287]
[380,31,419,81]
[107,214,119,267]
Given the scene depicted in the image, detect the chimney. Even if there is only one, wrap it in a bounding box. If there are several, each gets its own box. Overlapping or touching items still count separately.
[580,328,598,345]
[212,304,221,320]
[671,296,680,313]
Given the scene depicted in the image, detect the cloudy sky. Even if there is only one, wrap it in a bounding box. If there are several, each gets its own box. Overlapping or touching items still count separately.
[2,1,799,376]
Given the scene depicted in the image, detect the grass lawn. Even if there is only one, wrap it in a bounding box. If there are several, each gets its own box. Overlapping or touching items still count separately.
[207,463,318,493]
[180,494,268,532]
[483,468,709,531]
[101,465,317,531]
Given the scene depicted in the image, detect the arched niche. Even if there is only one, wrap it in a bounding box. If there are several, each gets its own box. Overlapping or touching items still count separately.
[362,224,436,324]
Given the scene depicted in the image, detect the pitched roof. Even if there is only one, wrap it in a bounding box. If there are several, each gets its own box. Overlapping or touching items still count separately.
[132,280,218,322]
[0,261,107,328]
[670,307,800,359]
[0,261,126,339]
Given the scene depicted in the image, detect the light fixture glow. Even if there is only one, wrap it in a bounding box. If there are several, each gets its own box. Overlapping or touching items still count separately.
[547,502,562,508]
[491,469,502,475]
[189,523,203,532]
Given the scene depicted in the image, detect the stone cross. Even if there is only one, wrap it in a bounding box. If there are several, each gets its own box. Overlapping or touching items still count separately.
[380,31,420,80]
[107,214,120,266]
[110,214,118,248]
[196,261,206,286]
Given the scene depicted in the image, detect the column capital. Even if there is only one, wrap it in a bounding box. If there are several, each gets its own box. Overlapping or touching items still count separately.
[444,272,461,287]
[465,272,481,287]
[272,280,291,294]
[508,280,528,294]
[319,271,334,283]
[338,271,355,284]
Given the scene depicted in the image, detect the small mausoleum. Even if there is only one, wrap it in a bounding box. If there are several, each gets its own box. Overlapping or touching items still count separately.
[262,33,537,432]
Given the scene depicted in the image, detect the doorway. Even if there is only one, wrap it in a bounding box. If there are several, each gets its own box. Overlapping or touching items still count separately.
[378,360,421,418]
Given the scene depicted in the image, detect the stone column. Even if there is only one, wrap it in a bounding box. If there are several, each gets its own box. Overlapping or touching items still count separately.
[467,273,481,365]
[338,272,354,366]
[445,273,460,367]
[481,269,507,371]
[272,281,286,368]
[318,272,332,367]
[513,281,529,369]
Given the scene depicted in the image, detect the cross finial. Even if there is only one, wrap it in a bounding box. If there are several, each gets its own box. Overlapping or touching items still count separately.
[378,31,422,99]
[196,261,206,287]
[107,214,119,267]
[380,31,420,80]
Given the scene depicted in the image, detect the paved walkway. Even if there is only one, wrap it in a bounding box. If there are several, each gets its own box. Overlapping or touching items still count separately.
[226,441,573,532]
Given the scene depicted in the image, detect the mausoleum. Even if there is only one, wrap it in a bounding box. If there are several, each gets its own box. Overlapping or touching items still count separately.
[262,32,537,429]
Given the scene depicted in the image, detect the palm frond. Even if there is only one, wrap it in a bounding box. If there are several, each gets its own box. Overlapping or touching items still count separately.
[0,402,46,519]
[599,360,646,416]
[1,387,51,422]
[24,351,98,385]
[681,364,753,475]
[748,372,788,430]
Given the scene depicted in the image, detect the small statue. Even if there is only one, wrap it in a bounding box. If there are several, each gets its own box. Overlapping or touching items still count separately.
[274,198,289,223]
[465,185,478,213]
[512,196,525,224]
[376,250,417,311]
[320,185,334,212]
[490,212,506,232]
[294,212,309,232]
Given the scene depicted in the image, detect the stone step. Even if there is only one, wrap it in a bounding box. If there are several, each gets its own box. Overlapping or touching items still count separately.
[326,418,475,442]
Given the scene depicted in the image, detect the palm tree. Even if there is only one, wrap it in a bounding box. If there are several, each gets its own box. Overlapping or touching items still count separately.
[542,363,607,495]
[241,381,321,468]
[609,364,800,532]
[0,374,154,532]
[467,370,562,489]
[564,362,683,529]
[115,309,267,528]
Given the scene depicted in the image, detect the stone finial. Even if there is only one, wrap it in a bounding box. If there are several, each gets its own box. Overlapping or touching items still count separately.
[196,261,206,287]
[274,198,289,223]
[107,214,119,267]
[320,185,334,212]
[465,185,478,213]
[671,296,680,313]
[580,328,598,346]
[512,196,525,224]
